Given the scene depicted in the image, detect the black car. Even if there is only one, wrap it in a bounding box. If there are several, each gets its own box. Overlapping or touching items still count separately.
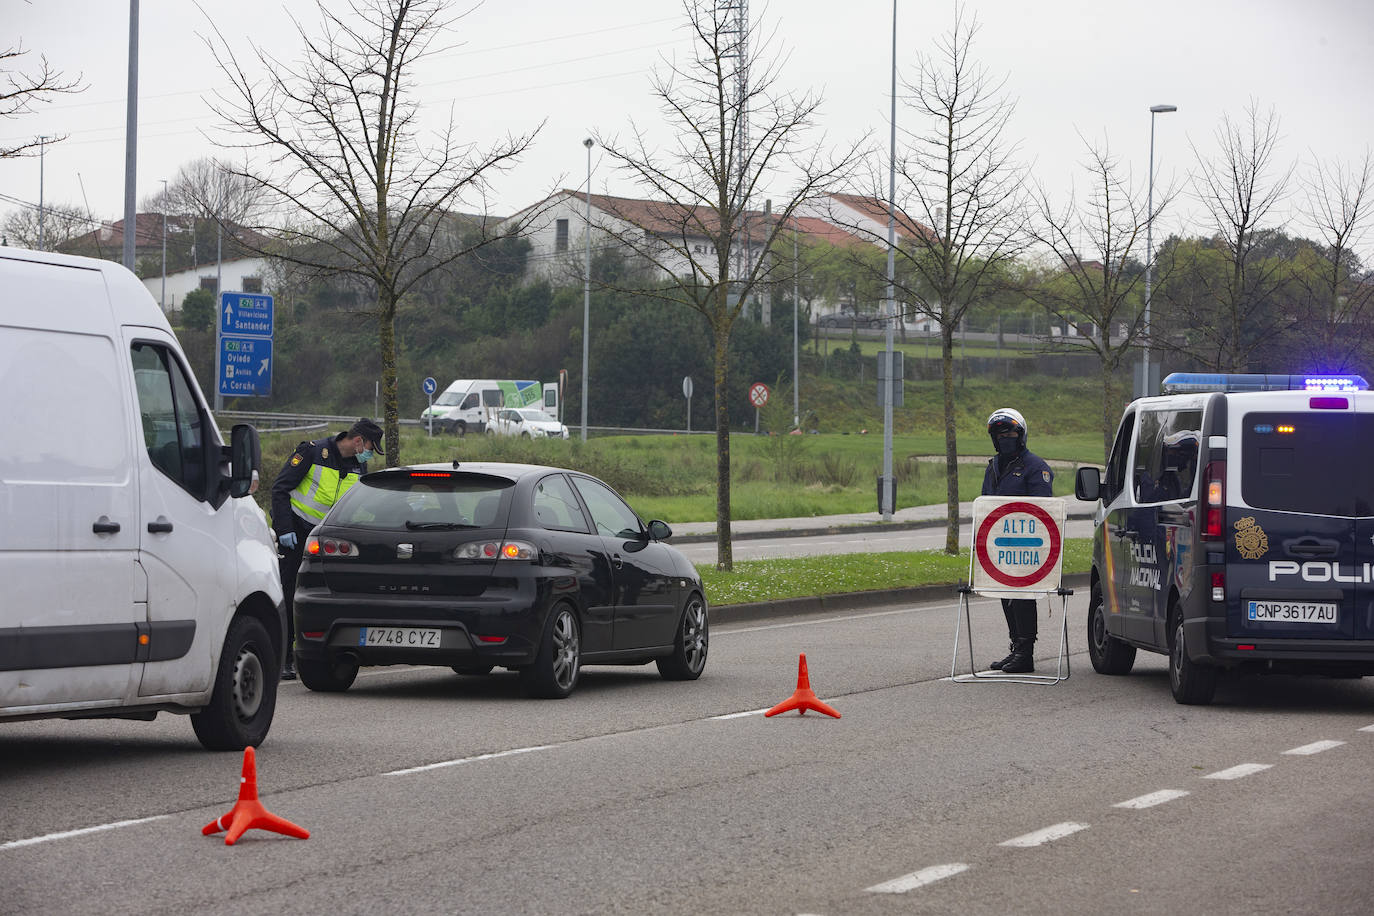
[292,462,708,698]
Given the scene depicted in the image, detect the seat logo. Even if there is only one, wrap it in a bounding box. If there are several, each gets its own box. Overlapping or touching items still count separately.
[1234,517,1269,559]
[397,543,414,559]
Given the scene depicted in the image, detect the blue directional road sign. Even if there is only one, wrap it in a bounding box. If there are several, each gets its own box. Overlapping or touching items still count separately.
[218,335,273,397]
[422,376,437,395]
[220,292,274,337]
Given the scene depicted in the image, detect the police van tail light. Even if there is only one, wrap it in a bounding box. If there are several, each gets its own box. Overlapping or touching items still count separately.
[1202,460,1226,540]
[1211,572,1225,602]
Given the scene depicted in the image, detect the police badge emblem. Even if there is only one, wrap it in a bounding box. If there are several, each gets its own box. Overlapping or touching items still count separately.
[1234,516,1269,560]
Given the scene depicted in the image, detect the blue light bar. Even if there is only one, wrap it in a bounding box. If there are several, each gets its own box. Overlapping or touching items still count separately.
[1160,373,1369,394]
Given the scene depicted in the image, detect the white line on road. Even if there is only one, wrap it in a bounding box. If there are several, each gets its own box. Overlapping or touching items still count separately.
[1113,789,1190,809]
[1282,740,1345,756]
[1203,763,1272,780]
[1360,724,1374,733]
[711,708,769,719]
[866,863,971,893]
[382,744,559,776]
[1,815,169,851]
[999,822,1089,847]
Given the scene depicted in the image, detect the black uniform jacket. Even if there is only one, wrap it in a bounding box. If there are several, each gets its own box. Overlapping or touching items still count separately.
[269,435,367,538]
[981,447,1054,497]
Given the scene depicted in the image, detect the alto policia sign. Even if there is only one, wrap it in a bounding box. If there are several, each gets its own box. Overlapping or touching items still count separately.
[970,495,1066,594]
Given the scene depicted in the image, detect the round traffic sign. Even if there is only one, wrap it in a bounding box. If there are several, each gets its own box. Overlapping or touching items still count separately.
[683,376,694,399]
[422,377,437,395]
[974,500,1063,589]
[748,382,770,407]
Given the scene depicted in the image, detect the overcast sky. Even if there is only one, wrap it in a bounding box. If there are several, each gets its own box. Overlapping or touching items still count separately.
[5,0,1373,257]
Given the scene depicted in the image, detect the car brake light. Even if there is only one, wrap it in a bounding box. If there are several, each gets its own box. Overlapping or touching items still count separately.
[1237,644,1256,651]
[1202,460,1225,540]
[454,540,536,560]
[1211,572,1225,602]
[476,635,508,644]
[306,536,359,557]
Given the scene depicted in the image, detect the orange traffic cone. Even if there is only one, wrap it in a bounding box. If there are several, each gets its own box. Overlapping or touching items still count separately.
[765,653,841,718]
[201,746,310,845]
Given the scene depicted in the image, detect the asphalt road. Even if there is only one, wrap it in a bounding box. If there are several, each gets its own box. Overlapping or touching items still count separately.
[4,591,1372,915]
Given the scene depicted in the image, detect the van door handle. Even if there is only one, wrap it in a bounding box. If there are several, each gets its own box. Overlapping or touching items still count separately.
[611,553,623,570]
[92,516,121,534]
[1287,541,1337,559]
[147,517,174,534]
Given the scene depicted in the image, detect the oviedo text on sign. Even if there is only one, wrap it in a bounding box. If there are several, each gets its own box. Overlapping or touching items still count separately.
[970,496,1066,594]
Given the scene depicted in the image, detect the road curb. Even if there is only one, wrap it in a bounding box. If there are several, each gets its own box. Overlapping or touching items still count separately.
[709,573,1091,625]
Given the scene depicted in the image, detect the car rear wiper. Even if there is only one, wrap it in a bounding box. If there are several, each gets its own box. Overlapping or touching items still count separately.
[404,521,478,530]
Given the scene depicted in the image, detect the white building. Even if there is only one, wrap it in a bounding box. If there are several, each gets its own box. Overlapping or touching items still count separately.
[142,257,274,313]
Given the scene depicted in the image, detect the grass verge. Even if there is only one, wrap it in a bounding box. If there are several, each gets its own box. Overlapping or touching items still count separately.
[698,539,1092,606]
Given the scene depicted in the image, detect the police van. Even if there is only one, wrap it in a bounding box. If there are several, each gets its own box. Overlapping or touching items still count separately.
[1076,373,1374,704]
[0,246,284,749]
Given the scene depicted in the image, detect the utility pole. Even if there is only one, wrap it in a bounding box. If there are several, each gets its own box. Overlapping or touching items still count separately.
[122,0,139,272]
[38,136,48,250]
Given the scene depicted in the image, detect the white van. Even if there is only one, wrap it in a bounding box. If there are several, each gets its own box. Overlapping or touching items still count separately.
[0,246,284,749]
[420,378,559,435]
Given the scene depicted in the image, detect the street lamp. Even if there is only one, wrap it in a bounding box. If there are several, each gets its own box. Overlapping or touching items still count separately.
[37,135,48,250]
[581,138,594,442]
[1141,103,1176,397]
[160,178,167,312]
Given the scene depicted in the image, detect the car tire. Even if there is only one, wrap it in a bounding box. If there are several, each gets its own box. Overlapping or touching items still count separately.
[451,665,494,676]
[521,432,531,439]
[485,428,496,437]
[1169,607,1216,705]
[1087,581,1135,675]
[297,652,359,693]
[520,605,580,699]
[657,594,709,680]
[455,421,467,437]
[191,615,278,751]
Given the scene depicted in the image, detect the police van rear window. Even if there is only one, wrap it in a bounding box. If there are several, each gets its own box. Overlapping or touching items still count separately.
[1241,412,1374,516]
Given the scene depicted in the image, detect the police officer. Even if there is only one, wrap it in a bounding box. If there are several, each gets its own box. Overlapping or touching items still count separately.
[271,418,382,679]
[981,407,1054,674]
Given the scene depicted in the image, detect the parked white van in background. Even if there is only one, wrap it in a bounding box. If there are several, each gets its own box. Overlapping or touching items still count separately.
[420,378,559,435]
[0,246,284,750]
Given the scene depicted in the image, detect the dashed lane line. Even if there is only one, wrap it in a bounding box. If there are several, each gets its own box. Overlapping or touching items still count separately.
[382,744,559,776]
[1,816,169,851]
[1282,739,1345,756]
[1113,789,1190,810]
[1360,724,1374,733]
[866,864,971,894]
[999,822,1089,848]
[1203,763,1273,780]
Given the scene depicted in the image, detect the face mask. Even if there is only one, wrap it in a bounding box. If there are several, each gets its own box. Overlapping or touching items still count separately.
[357,448,375,463]
[995,437,1020,457]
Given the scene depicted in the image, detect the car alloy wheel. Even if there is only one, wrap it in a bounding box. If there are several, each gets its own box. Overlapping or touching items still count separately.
[657,595,709,680]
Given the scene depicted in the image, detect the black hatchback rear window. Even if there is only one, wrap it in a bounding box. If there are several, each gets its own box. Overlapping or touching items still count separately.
[1241,412,1374,516]
[328,472,513,529]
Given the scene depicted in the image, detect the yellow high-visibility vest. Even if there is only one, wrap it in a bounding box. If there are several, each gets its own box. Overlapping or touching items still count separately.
[289,459,359,523]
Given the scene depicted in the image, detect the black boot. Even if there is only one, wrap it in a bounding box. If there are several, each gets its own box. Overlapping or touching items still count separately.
[1000,637,1035,674]
[989,641,1017,670]
[281,651,297,681]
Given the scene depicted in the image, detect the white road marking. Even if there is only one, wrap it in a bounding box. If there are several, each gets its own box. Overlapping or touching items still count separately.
[1203,763,1272,780]
[866,863,971,893]
[1,816,169,851]
[1282,740,1345,756]
[1360,724,1374,733]
[1113,789,1190,809]
[382,744,558,776]
[712,708,769,719]
[999,822,1089,847]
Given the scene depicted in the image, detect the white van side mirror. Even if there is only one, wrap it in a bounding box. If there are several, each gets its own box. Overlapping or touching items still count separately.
[228,424,261,499]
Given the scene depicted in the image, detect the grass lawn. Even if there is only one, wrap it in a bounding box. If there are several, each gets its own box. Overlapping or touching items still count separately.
[697,540,1093,605]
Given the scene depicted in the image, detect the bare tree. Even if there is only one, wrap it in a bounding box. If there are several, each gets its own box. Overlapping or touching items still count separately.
[1027,134,1178,460]
[1,200,90,249]
[0,42,83,158]
[1288,150,1374,370]
[593,0,859,570]
[1163,101,1294,371]
[848,7,1026,555]
[203,0,539,465]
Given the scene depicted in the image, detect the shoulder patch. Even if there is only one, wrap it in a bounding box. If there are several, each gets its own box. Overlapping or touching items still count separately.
[290,454,303,467]
[1042,470,1051,482]
[322,447,329,459]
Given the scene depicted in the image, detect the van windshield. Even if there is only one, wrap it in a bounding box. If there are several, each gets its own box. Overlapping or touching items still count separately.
[434,391,464,407]
[1241,411,1373,516]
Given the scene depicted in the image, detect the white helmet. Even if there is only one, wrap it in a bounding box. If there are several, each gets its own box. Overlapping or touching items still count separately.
[987,407,1027,449]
